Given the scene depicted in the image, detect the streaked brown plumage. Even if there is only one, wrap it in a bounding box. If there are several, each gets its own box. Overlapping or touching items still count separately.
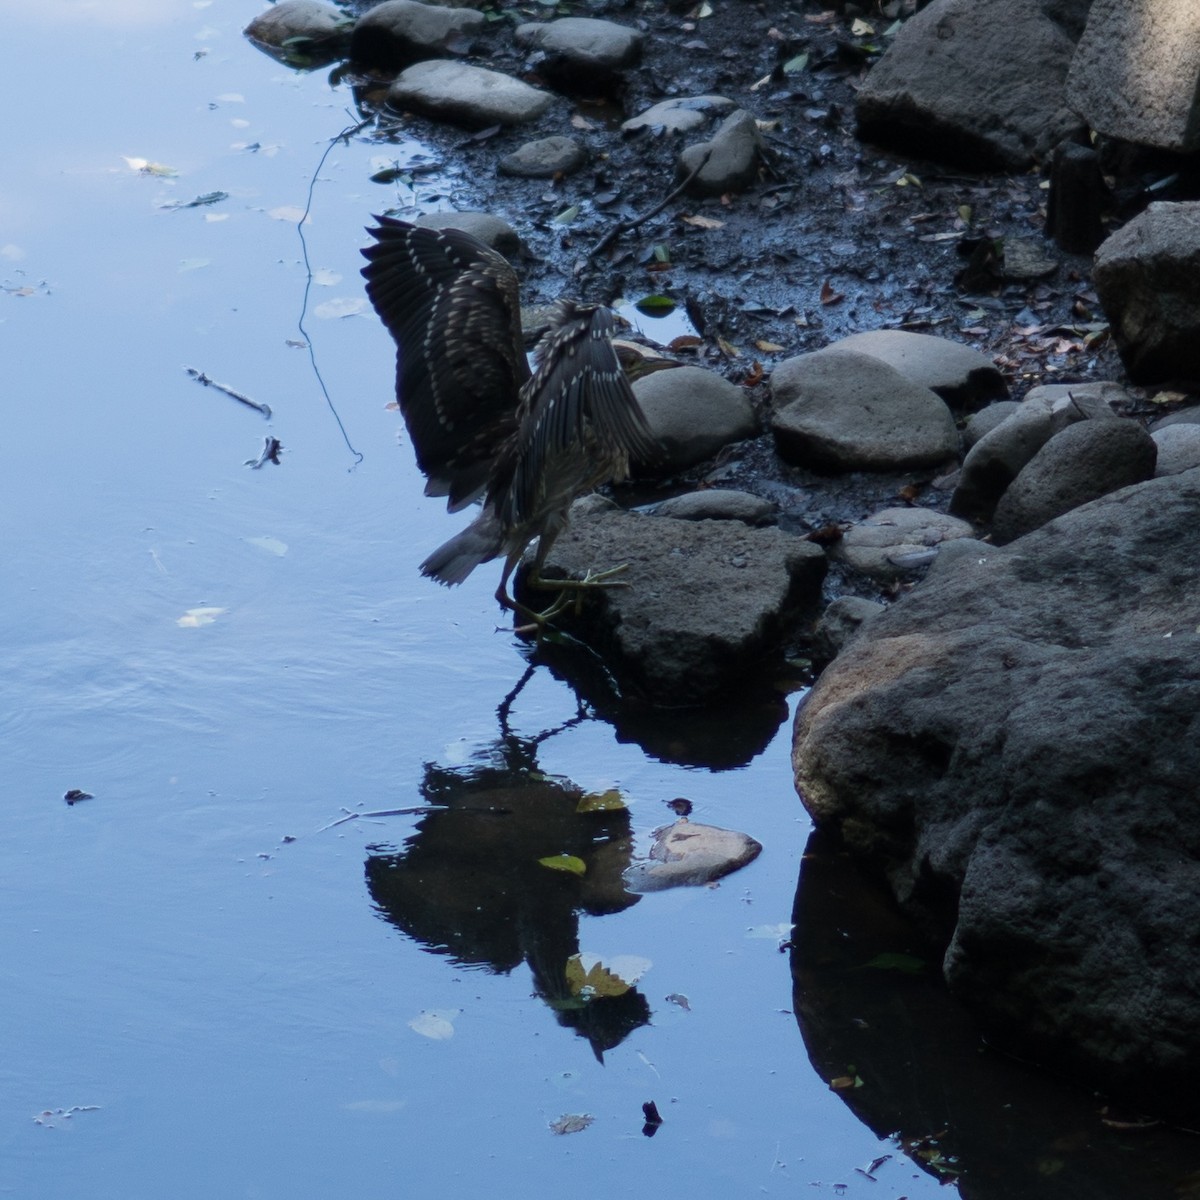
[361,216,660,619]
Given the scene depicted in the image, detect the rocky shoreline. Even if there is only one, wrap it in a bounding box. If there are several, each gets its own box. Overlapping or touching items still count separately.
[245,0,1200,1123]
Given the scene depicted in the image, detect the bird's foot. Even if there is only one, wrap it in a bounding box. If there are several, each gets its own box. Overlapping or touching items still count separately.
[528,564,630,593]
[526,565,630,618]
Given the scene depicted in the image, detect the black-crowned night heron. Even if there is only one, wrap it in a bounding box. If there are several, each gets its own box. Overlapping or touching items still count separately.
[361,216,660,626]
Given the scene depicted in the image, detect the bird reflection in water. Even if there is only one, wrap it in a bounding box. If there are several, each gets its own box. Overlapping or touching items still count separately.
[364,666,650,1059]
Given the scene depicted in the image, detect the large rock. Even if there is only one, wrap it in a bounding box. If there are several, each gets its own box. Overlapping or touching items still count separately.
[817,329,1008,411]
[387,60,554,127]
[1093,201,1200,383]
[519,511,826,704]
[412,211,521,258]
[771,350,959,472]
[832,506,976,582]
[950,382,1125,522]
[514,16,643,87]
[1153,423,1200,476]
[632,366,757,475]
[677,109,763,197]
[350,0,484,70]
[792,468,1200,1120]
[497,135,586,179]
[651,489,775,525]
[855,0,1086,170]
[1067,0,1200,152]
[990,417,1157,544]
[244,0,352,66]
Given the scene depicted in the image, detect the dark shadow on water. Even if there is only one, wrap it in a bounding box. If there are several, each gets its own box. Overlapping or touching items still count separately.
[791,829,1200,1200]
[365,696,649,1059]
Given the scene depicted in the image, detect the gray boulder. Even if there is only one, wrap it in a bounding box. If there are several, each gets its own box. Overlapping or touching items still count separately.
[855,0,1086,170]
[632,366,757,475]
[651,489,775,525]
[950,382,1125,522]
[1093,201,1200,383]
[811,596,886,665]
[1152,406,1200,431]
[412,211,521,258]
[514,17,643,85]
[991,417,1157,544]
[793,468,1200,1121]
[963,400,1021,450]
[387,60,554,127]
[521,511,826,704]
[832,506,976,582]
[677,109,762,197]
[1153,423,1200,476]
[771,351,959,473]
[815,329,1008,411]
[350,0,484,70]
[244,0,351,65]
[623,95,736,135]
[1068,0,1200,152]
[497,136,586,179]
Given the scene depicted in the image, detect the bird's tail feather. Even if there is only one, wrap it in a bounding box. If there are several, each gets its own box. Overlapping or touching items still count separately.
[419,510,505,586]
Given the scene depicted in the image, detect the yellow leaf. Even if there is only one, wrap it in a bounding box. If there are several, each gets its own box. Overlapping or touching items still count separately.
[716,335,741,357]
[754,339,784,352]
[538,853,586,875]
[565,954,631,998]
[576,789,628,814]
[851,17,874,34]
[681,213,724,230]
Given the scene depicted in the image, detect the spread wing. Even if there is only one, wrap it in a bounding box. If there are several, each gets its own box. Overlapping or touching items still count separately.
[361,216,530,511]
[499,302,662,527]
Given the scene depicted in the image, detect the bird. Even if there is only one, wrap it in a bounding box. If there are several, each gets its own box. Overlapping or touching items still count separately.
[360,216,661,627]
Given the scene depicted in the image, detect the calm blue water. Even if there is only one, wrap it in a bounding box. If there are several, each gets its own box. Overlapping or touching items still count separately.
[0,4,955,1198]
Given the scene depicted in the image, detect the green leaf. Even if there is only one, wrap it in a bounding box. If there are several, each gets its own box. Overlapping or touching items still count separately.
[782,53,808,75]
[538,853,586,875]
[552,205,579,225]
[635,294,677,316]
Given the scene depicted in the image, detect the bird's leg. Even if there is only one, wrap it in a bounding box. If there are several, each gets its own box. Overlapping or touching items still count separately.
[495,549,573,635]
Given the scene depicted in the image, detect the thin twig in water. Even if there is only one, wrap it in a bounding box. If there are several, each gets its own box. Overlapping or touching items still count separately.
[589,149,713,260]
[185,367,272,418]
[315,805,445,833]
